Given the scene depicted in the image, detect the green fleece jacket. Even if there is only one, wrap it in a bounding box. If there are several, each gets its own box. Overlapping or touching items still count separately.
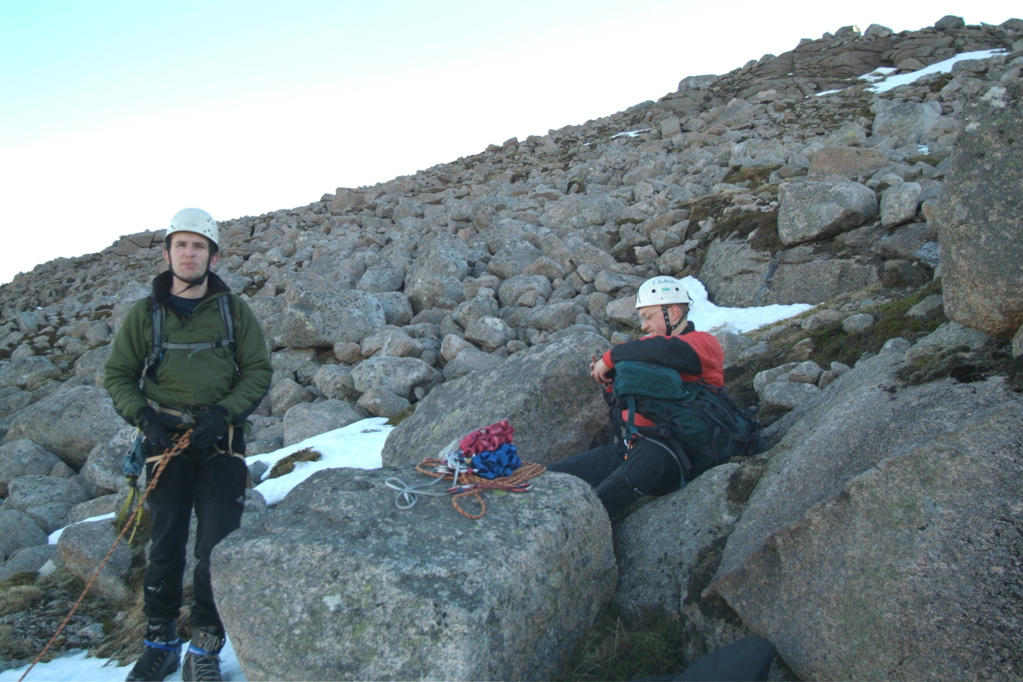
[104,271,272,426]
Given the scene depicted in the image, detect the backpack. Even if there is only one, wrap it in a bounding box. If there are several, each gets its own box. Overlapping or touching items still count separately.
[143,295,237,383]
[607,360,765,482]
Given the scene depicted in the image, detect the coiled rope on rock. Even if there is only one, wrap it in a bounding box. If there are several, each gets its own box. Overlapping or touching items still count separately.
[385,457,545,520]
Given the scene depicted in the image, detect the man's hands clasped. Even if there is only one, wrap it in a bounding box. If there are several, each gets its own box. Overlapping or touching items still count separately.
[136,406,181,451]
[589,353,613,384]
[137,405,230,451]
[189,405,230,449]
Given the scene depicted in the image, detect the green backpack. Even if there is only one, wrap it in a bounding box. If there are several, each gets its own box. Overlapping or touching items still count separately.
[608,361,765,481]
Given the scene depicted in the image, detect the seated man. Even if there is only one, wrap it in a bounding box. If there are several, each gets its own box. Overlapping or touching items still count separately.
[547,276,726,518]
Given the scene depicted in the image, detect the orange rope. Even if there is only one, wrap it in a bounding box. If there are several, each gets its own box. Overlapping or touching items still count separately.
[415,458,546,520]
[18,431,192,682]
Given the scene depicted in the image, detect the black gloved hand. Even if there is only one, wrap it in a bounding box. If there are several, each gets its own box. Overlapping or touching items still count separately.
[190,406,230,450]
[136,406,178,451]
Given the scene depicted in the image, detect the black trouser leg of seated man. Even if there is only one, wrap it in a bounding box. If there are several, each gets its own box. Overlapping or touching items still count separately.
[595,437,683,517]
[546,443,625,487]
[549,439,683,518]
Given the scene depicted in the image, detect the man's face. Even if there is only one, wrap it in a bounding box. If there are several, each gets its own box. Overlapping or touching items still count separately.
[638,305,668,335]
[162,231,218,283]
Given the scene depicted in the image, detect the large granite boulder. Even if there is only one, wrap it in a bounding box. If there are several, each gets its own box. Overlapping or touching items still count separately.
[262,289,386,348]
[0,508,48,560]
[57,517,132,601]
[281,399,364,446]
[701,240,880,307]
[0,356,62,391]
[712,400,1023,680]
[331,188,368,212]
[934,81,1023,339]
[0,544,57,582]
[769,247,880,306]
[870,99,942,144]
[777,181,878,246]
[78,425,136,498]
[698,240,771,307]
[213,467,617,681]
[3,384,121,469]
[288,253,365,294]
[807,147,888,179]
[613,463,751,664]
[713,336,1013,585]
[381,330,610,467]
[404,236,472,313]
[707,329,1023,679]
[879,182,922,228]
[350,355,443,401]
[3,474,88,533]
[540,193,624,231]
[0,439,62,497]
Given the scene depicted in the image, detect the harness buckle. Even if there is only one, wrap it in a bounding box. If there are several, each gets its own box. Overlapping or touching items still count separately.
[154,404,216,427]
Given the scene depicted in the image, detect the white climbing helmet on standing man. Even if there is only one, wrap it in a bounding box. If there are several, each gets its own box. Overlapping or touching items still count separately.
[167,208,220,250]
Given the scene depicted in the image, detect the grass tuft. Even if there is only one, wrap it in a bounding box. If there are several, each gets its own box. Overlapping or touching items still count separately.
[386,404,416,426]
[0,585,44,617]
[267,448,322,479]
[806,281,947,368]
[559,607,689,681]
[0,572,39,588]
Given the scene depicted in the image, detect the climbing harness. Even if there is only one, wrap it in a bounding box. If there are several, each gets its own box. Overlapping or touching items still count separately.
[18,431,193,682]
[385,421,545,520]
[154,405,240,456]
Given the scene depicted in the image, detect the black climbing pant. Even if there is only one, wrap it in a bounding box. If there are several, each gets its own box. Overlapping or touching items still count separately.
[142,442,247,630]
[546,438,684,518]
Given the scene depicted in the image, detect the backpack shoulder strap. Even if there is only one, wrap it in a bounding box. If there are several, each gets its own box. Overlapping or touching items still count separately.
[217,295,237,361]
[144,300,165,381]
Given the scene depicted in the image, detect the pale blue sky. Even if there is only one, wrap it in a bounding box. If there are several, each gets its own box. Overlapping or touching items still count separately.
[1,1,1018,284]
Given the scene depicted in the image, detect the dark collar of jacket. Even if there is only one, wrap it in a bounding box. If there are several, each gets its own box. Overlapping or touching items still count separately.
[638,321,697,342]
[150,270,231,308]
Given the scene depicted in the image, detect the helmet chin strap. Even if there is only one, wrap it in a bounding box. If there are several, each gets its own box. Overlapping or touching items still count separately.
[169,264,209,294]
[662,304,686,335]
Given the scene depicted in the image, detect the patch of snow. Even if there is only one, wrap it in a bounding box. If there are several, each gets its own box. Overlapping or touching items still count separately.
[612,128,651,138]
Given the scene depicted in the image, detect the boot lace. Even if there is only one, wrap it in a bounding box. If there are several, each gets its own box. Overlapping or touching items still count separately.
[185,629,226,682]
[128,638,180,680]
[190,651,224,682]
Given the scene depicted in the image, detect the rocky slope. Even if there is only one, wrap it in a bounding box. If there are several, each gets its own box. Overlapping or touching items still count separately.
[2,15,1023,680]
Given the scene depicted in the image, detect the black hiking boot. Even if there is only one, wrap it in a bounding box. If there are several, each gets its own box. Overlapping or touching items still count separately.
[125,620,181,681]
[182,625,226,681]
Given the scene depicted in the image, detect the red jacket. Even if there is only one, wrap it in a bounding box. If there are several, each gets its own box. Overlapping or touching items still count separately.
[602,321,725,426]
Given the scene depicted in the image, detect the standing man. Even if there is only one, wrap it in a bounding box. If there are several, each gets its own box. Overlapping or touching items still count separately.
[547,276,727,518]
[105,208,272,681]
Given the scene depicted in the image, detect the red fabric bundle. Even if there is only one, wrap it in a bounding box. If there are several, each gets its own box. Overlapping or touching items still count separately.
[459,420,515,455]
